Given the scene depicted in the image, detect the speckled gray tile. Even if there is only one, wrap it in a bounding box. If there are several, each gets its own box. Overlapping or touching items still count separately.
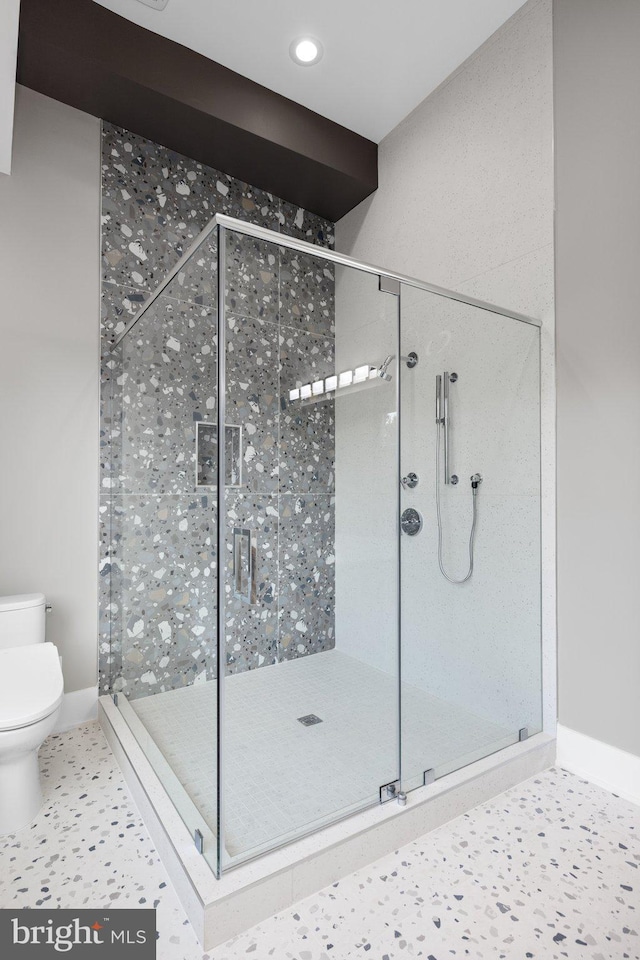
[163,229,218,308]
[196,423,242,488]
[102,128,217,293]
[225,231,279,323]
[225,314,279,494]
[224,178,280,231]
[100,120,337,700]
[278,495,335,660]
[279,330,335,495]
[101,125,280,296]
[98,498,120,696]
[100,335,123,489]
[116,296,216,497]
[223,492,279,672]
[280,201,335,249]
[279,250,335,338]
[101,284,148,344]
[110,495,217,699]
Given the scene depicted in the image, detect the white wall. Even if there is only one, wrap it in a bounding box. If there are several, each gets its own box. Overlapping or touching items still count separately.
[0,0,20,175]
[398,291,542,734]
[336,0,555,731]
[555,0,640,761]
[0,86,101,697]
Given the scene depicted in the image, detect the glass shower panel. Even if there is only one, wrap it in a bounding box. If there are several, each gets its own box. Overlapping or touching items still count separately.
[219,227,400,869]
[108,229,219,871]
[399,285,542,792]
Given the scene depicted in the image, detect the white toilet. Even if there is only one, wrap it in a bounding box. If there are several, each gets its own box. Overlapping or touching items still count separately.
[0,593,64,836]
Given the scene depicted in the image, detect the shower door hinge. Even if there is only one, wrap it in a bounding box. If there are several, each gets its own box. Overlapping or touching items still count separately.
[423,768,435,786]
[519,727,529,742]
[194,828,204,855]
[379,276,400,296]
[380,779,401,803]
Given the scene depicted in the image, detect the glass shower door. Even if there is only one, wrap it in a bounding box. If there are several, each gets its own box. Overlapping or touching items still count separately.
[106,231,220,871]
[218,224,401,869]
[399,284,542,792]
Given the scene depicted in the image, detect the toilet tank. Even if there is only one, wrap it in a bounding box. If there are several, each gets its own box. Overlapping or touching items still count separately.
[0,594,46,649]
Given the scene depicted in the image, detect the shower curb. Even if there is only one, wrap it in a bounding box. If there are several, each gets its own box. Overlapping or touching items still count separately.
[99,696,555,950]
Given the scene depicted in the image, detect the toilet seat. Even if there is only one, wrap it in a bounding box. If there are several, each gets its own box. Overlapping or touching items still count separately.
[0,643,64,732]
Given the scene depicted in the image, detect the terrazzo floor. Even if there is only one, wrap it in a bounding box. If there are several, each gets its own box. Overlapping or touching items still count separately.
[129,650,515,864]
[0,723,638,959]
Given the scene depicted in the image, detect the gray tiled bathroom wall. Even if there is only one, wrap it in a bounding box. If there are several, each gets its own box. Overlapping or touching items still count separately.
[99,123,336,698]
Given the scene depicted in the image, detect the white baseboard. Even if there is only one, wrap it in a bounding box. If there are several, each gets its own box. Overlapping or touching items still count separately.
[55,686,98,732]
[557,723,640,806]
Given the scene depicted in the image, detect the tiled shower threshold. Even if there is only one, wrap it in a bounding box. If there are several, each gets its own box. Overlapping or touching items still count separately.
[99,693,555,950]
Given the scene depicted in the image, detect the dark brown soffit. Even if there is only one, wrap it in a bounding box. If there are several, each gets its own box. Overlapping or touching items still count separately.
[16,0,378,222]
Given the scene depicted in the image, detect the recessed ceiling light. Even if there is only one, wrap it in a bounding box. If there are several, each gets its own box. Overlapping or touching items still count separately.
[290,37,323,67]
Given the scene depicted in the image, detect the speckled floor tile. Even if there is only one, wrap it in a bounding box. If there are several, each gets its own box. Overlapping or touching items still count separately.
[210,761,639,958]
[1,727,637,960]
[0,725,206,959]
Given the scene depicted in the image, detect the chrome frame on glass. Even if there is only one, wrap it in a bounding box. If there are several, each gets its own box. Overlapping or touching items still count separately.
[108,214,544,878]
[110,215,541,353]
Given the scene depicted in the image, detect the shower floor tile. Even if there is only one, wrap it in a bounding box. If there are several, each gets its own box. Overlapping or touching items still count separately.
[130,650,515,862]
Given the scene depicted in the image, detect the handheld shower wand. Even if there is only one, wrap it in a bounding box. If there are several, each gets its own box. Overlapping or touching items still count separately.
[435,372,482,583]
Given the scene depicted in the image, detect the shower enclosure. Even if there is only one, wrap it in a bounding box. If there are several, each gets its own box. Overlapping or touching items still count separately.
[105,214,542,876]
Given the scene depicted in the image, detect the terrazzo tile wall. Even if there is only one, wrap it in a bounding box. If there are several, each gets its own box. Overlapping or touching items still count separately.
[99,123,336,699]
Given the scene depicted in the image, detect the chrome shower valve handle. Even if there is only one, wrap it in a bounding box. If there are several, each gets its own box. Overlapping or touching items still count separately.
[401,472,419,489]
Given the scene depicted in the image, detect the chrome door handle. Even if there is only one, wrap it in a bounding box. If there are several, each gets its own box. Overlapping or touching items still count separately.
[233,527,257,604]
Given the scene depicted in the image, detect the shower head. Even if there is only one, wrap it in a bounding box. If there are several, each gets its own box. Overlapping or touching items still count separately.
[377,356,394,381]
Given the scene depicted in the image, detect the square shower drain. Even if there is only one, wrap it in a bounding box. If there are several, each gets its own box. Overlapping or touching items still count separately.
[298,714,323,726]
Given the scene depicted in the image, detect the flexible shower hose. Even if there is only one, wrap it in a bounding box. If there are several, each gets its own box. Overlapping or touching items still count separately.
[435,420,479,584]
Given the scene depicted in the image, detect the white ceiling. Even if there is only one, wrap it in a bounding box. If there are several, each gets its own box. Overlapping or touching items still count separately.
[93,0,527,143]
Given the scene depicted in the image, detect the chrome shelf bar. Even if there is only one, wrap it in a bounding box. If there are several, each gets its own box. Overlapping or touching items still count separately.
[443,372,450,485]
